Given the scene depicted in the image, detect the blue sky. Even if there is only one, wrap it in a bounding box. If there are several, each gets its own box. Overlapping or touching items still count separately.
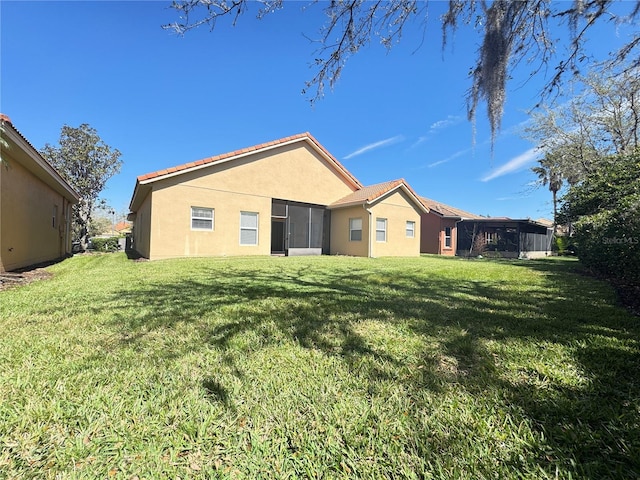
[2,1,634,220]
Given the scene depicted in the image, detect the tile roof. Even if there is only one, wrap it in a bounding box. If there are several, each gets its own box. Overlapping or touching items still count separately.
[1,114,41,158]
[535,217,554,227]
[419,196,482,219]
[136,132,362,188]
[330,179,428,212]
[114,221,132,231]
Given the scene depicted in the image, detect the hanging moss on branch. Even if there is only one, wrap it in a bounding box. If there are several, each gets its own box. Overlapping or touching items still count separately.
[164,0,640,144]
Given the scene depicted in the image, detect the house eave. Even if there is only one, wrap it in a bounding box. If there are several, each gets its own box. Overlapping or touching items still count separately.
[2,119,80,203]
[128,180,152,213]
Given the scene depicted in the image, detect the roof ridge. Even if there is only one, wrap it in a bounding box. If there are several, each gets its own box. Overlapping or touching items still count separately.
[419,195,480,218]
[329,178,427,213]
[136,132,362,189]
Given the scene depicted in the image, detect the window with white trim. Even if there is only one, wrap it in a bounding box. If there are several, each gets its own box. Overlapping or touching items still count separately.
[191,207,214,230]
[406,220,415,238]
[349,217,362,241]
[240,211,258,245]
[444,226,452,248]
[376,218,387,242]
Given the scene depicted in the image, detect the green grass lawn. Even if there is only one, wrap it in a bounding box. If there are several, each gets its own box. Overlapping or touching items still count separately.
[1,254,638,479]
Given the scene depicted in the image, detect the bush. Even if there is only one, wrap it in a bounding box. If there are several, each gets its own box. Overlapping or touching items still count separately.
[561,153,640,284]
[573,195,640,283]
[89,237,121,252]
[553,235,573,255]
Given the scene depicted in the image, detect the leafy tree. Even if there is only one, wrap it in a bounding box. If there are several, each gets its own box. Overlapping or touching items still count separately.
[88,216,113,238]
[526,66,640,182]
[532,153,564,233]
[559,151,640,284]
[165,0,640,142]
[41,124,122,249]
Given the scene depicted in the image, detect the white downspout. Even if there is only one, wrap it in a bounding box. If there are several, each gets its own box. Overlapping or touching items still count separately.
[365,204,373,258]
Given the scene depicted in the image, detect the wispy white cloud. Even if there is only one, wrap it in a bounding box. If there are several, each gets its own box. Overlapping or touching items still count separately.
[410,115,464,149]
[496,196,521,201]
[480,147,541,182]
[426,147,470,168]
[429,115,463,133]
[343,135,404,160]
[501,118,532,137]
[410,136,428,149]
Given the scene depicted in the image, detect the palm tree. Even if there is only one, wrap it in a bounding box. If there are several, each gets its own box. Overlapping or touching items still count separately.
[532,154,564,235]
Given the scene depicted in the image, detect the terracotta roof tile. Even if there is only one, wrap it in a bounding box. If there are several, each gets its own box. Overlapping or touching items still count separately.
[420,196,482,219]
[1,113,40,156]
[330,179,427,212]
[136,132,362,188]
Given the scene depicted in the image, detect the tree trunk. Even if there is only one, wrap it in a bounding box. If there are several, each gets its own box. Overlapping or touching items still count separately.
[552,189,558,235]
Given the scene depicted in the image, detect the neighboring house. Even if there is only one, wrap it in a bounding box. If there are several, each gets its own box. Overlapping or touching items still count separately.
[456,218,554,258]
[419,196,483,256]
[128,133,427,260]
[0,114,80,272]
[535,217,569,236]
[113,221,132,235]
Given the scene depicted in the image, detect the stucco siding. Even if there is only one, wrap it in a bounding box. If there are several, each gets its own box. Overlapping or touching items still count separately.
[439,218,457,256]
[330,205,370,257]
[133,191,152,259]
[369,190,421,257]
[136,141,360,260]
[1,154,68,271]
[159,143,356,207]
[148,184,271,259]
[420,212,441,254]
[420,213,459,256]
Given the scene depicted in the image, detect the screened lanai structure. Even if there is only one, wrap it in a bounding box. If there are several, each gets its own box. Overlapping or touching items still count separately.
[456,219,553,259]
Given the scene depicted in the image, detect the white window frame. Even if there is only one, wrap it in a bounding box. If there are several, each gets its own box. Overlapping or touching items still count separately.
[349,217,362,242]
[240,211,259,246]
[444,226,452,248]
[376,218,387,243]
[191,207,214,231]
[406,220,415,238]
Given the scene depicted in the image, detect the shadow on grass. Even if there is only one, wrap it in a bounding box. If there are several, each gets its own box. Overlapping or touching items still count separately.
[103,258,639,478]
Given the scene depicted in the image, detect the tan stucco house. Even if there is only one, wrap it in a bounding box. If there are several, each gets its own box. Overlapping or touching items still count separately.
[128,133,427,260]
[1,114,80,273]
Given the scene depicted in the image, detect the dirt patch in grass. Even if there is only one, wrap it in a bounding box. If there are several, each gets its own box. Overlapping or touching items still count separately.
[0,266,54,291]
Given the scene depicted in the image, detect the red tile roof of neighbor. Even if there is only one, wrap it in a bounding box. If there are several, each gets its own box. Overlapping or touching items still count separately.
[419,196,483,219]
[114,221,131,232]
[136,132,363,188]
[330,179,428,212]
